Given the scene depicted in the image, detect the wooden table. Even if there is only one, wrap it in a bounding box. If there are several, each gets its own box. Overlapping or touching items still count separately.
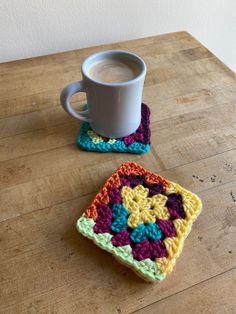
[1,31,236,314]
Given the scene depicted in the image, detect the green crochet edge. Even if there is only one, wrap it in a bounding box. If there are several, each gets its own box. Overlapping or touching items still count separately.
[76,215,166,282]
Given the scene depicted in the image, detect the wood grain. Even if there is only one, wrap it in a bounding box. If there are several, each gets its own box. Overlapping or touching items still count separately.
[1,146,236,222]
[0,31,236,313]
[1,181,235,313]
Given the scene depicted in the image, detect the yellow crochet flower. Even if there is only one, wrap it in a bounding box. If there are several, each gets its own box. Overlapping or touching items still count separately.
[87,130,103,144]
[121,185,169,228]
[87,130,116,145]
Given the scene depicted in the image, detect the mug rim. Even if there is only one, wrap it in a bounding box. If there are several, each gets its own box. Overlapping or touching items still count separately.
[81,50,146,87]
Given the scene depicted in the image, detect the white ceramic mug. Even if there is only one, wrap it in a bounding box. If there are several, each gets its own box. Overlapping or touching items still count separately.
[60,50,146,138]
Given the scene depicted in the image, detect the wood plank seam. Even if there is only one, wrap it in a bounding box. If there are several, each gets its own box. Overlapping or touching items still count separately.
[0,85,232,139]
[130,266,236,314]
[1,161,236,225]
[150,147,167,171]
[1,97,236,163]
[0,78,234,120]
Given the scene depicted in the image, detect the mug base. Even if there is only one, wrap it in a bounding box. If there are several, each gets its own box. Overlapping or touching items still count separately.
[90,123,140,139]
[77,103,151,154]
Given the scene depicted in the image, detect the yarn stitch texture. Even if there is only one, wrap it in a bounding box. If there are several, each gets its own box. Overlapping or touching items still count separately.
[77,103,151,154]
[76,162,202,282]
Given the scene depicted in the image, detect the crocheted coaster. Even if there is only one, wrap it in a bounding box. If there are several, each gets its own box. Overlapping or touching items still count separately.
[77,103,150,154]
[76,162,202,282]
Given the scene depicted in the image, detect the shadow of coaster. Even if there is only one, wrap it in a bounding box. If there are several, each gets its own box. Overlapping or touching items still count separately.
[77,103,151,154]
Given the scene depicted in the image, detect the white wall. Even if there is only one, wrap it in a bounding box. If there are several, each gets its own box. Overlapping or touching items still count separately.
[0,0,235,72]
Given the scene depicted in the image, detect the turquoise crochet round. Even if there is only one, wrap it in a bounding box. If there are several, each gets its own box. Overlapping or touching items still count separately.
[130,223,163,243]
[110,204,129,233]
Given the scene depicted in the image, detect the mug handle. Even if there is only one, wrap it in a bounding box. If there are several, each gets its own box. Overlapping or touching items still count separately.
[60,81,92,122]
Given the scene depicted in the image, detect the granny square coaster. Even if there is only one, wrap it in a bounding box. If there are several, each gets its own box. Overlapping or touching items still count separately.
[76,162,202,282]
[77,103,150,154]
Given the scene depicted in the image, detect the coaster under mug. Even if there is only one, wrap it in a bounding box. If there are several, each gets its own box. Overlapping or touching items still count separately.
[77,103,151,154]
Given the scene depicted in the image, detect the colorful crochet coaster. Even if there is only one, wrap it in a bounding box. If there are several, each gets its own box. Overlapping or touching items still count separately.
[77,103,150,154]
[76,162,202,282]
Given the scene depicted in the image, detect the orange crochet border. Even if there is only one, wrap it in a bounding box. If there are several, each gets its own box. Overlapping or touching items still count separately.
[85,162,170,221]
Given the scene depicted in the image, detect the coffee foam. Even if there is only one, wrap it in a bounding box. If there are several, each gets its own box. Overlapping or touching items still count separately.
[88,58,140,83]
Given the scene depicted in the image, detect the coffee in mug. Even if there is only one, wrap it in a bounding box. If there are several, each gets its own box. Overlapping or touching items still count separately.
[88,58,140,83]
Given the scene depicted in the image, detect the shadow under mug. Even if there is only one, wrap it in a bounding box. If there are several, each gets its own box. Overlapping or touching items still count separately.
[60,50,146,138]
